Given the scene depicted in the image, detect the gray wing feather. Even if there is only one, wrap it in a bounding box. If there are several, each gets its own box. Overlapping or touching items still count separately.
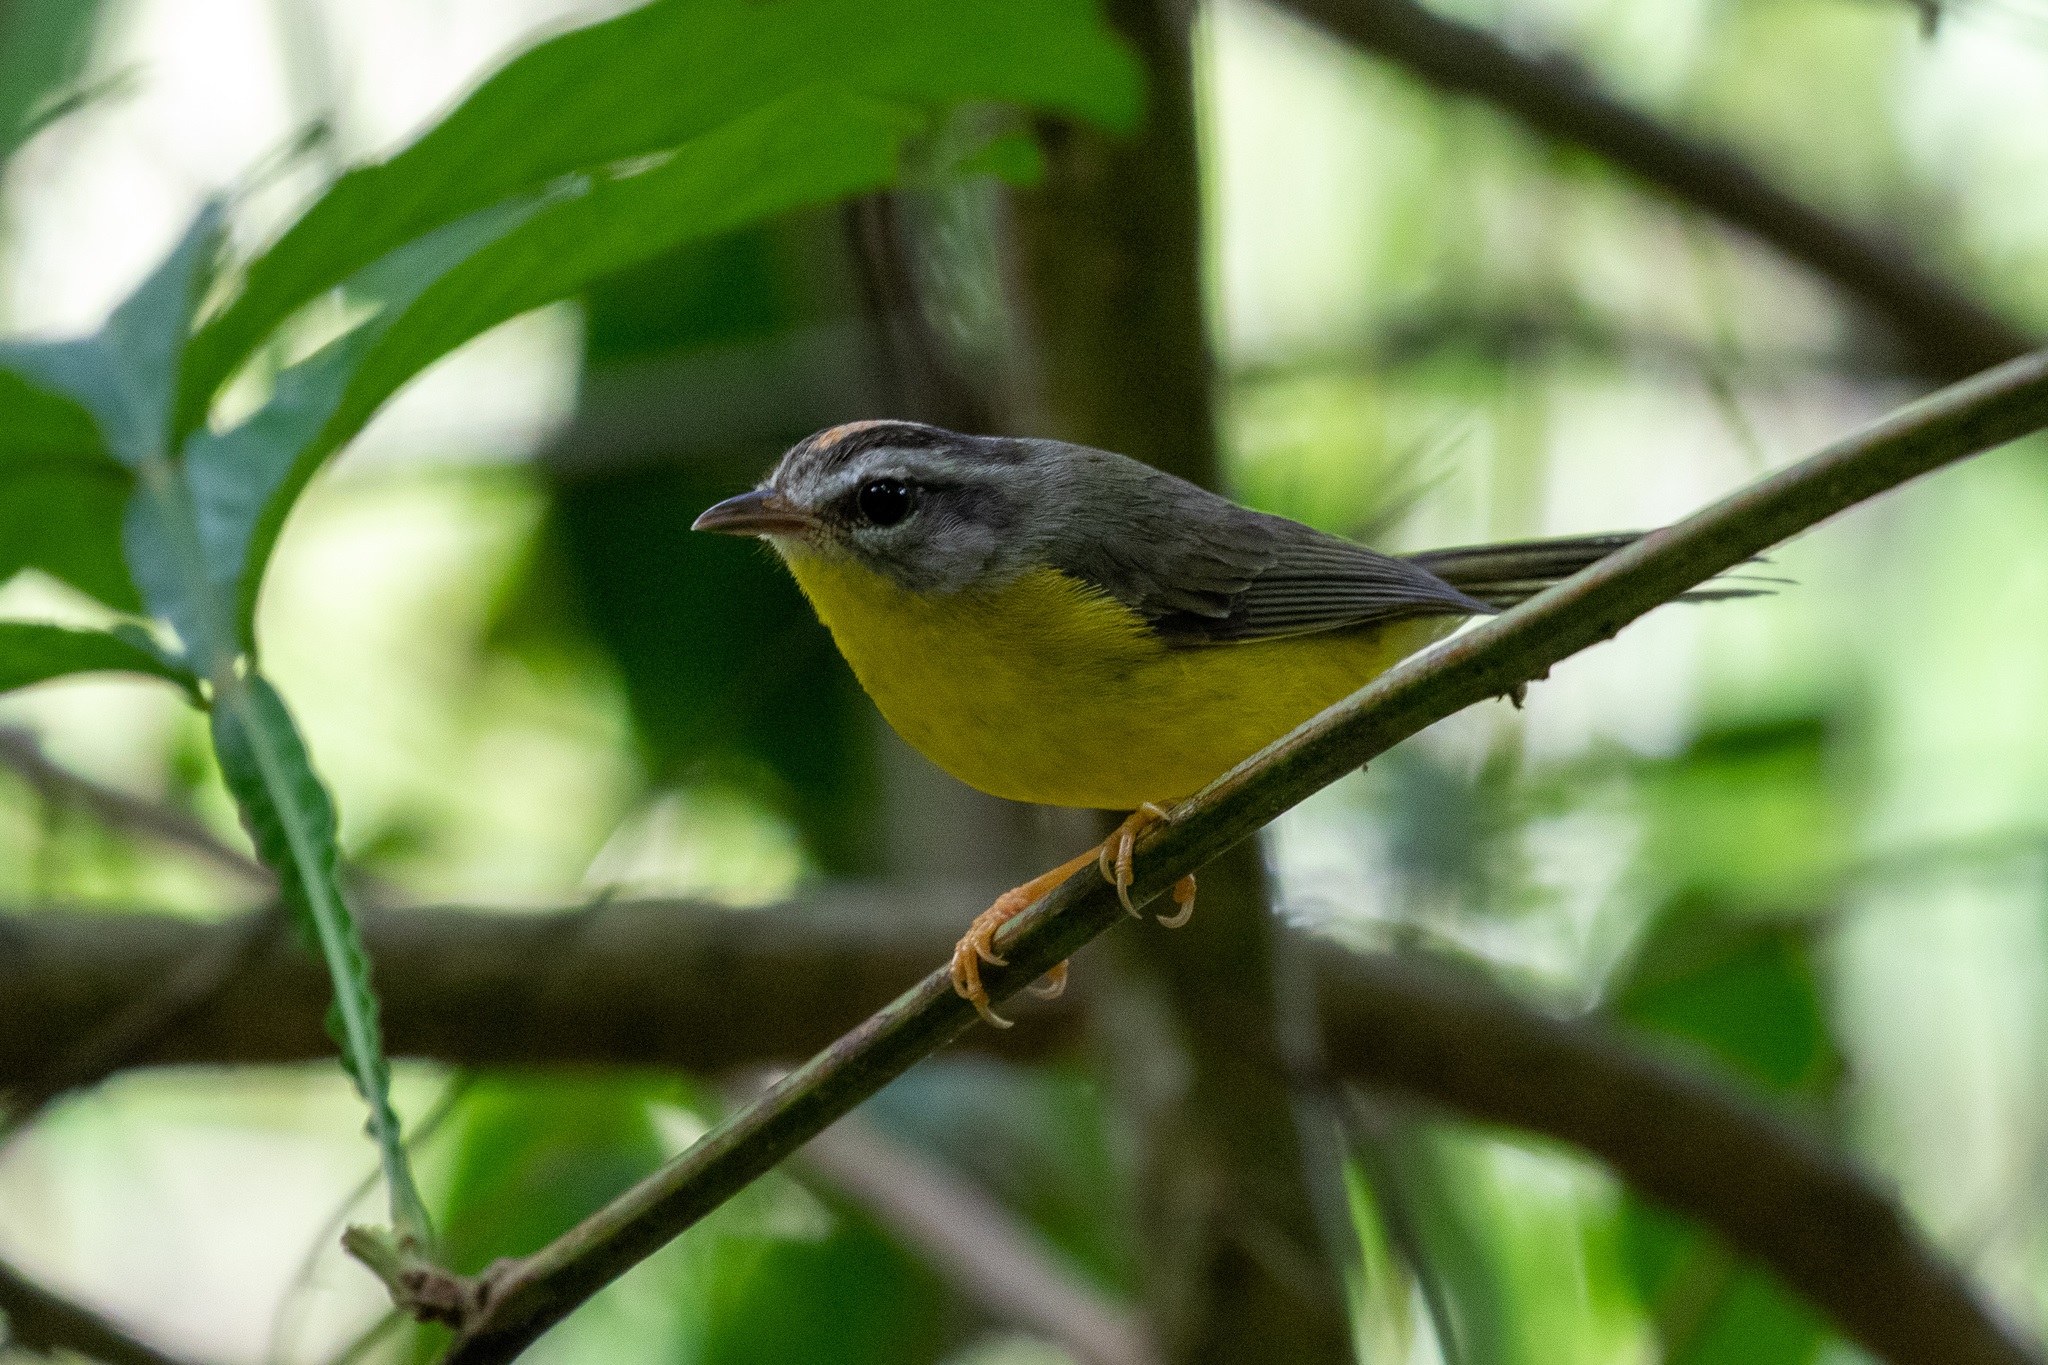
[1038,451,1490,646]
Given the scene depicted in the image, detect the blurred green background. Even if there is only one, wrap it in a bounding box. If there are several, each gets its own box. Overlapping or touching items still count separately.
[3,1,2048,1363]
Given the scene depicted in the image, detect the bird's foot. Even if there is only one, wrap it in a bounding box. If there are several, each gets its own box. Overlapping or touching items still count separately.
[950,846,1097,1028]
[1096,803,1197,928]
[948,803,1195,1028]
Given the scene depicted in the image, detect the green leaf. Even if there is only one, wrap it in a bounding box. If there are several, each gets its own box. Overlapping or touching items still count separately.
[1621,1203,1824,1365]
[694,1199,948,1365]
[176,0,1140,427]
[0,369,136,609]
[1637,713,1852,908]
[433,1075,674,1276]
[210,673,429,1243]
[1611,899,1840,1097]
[194,89,911,647]
[1609,885,1843,1363]
[0,621,190,695]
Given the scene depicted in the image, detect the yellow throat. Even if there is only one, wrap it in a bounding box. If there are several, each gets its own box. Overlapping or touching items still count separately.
[781,549,1456,811]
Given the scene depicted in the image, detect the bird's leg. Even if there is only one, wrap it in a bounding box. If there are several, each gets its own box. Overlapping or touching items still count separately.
[949,803,1195,1028]
[1096,802,1196,928]
[951,846,1100,1028]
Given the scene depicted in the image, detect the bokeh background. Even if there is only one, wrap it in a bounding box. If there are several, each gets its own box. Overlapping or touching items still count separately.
[3,0,2048,1363]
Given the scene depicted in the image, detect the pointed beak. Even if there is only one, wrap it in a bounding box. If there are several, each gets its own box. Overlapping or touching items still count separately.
[691,489,815,537]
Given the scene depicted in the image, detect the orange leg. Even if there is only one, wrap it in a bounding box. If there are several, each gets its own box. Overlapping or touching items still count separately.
[950,803,1199,1027]
[950,846,1099,1028]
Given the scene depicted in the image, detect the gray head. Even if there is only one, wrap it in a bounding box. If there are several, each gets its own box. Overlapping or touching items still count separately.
[691,420,1080,593]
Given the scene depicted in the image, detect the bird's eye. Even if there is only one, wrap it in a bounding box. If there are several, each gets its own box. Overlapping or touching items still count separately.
[857,478,913,527]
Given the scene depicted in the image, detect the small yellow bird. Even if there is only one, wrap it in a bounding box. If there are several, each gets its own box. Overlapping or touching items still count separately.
[695,419,1650,1024]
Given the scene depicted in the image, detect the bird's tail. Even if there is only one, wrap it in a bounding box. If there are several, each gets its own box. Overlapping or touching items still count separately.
[1407,533,1768,609]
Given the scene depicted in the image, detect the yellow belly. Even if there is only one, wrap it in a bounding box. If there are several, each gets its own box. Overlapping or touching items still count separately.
[783,553,1458,810]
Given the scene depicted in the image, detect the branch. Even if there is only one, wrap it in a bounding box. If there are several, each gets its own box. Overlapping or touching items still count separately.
[798,1111,1160,1365]
[0,1252,204,1365]
[1270,0,2035,383]
[0,904,288,1142]
[6,896,2037,1365]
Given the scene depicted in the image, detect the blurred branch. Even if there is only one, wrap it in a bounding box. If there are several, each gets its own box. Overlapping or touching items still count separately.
[0,726,267,885]
[799,1111,1160,1365]
[1270,0,2036,383]
[7,897,2037,1365]
[0,1252,203,1365]
[0,903,288,1143]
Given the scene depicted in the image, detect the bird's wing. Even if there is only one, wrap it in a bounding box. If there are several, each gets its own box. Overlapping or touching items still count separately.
[1042,458,1492,646]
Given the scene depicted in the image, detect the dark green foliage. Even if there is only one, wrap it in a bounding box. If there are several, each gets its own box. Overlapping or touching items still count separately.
[694,1200,950,1365]
[0,370,134,609]
[546,461,882,873]
[521,217,884,874]
[1605,712,1851,1365]
[433,1076,675,1274]
[1614,899,1839,1096]
[1620,1201,1826,1365]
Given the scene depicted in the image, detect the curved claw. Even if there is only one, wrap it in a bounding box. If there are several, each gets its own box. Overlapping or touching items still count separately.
[950,937,1014,1028]
[1027,960,1069,1000]
[1099,802,1171,919]
[1156,874,1197,929]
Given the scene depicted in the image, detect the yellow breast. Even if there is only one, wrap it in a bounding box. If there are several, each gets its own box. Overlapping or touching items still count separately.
[782,551,1456,811]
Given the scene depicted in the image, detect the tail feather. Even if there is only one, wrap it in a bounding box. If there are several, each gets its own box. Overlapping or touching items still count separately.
[1407,533,1770,608]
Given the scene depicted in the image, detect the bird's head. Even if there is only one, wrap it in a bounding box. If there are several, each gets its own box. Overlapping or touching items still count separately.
[691,420,1061,593]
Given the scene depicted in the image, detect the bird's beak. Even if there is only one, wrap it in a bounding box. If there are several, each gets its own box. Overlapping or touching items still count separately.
[691,489,815,536]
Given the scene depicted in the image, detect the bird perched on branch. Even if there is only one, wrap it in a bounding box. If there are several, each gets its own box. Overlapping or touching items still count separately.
[696,419,1666,1024]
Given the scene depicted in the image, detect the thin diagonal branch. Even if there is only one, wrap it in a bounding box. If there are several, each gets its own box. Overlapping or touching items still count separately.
[418,350,2048,1361]
[0,726,266,885]
[6,896,2039,1365]
[0,1252,204,1365]
[1270,0,2035,383]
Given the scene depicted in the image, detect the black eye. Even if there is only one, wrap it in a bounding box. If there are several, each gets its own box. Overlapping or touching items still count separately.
[857,478,913,527]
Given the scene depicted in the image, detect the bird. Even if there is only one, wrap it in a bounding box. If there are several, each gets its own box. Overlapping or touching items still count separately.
[695,418,1670,1025]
